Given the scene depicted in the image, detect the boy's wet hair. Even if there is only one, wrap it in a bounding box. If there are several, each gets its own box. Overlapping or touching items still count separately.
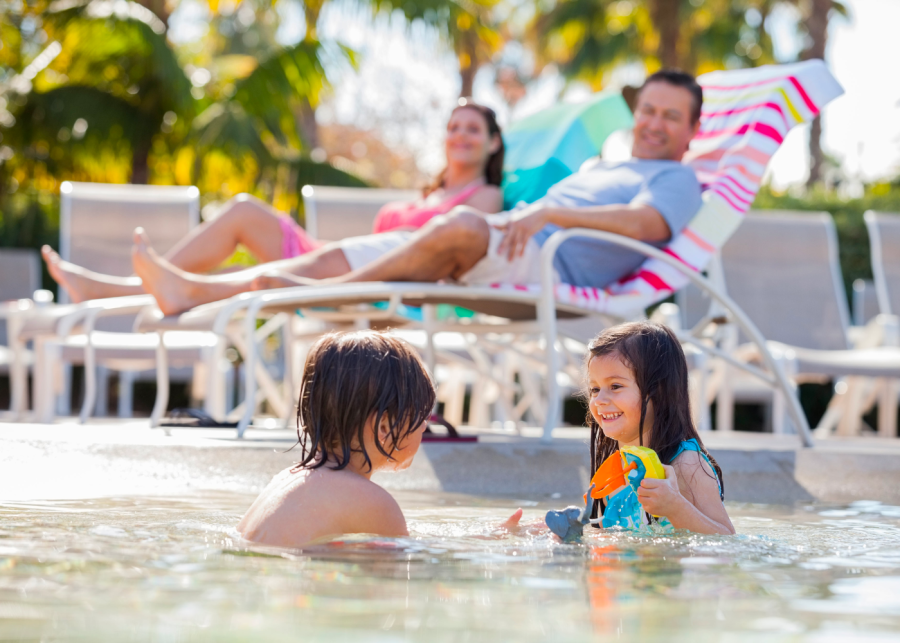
[291,331,435,472]
[585,322,723,506]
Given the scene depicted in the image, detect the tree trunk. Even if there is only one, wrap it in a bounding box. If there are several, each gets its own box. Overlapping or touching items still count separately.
[136,0,169,25]
[803,0,831,187]
[298,100,320,150]
[131,141,150,184]
[458,31,479,97]
[651,0,683,68]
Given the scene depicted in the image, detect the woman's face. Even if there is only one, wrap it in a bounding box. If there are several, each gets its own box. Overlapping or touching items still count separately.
[444,107,497,171]
[588,353,654,447]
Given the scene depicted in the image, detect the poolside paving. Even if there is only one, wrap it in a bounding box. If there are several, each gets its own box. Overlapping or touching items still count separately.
[1,418,900,505]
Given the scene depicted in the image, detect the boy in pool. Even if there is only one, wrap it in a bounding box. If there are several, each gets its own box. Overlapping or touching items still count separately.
[584,321,734,534]
[238,330,436,547]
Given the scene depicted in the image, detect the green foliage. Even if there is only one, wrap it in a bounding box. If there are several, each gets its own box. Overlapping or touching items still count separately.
[753,182,900,298]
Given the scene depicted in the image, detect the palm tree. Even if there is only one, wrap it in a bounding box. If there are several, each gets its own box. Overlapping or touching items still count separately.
[8,0,195,184]
[528,0,776,86]
[798,0,848,186]
[371,0,504,97]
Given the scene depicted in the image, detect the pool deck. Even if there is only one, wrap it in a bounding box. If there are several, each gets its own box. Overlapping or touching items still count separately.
[3,418,900,505]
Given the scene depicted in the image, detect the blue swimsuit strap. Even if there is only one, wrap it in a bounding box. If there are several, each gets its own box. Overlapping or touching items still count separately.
[669,439,723,498]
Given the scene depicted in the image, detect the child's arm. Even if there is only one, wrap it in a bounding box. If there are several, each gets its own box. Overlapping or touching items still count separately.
[637,454,735,535]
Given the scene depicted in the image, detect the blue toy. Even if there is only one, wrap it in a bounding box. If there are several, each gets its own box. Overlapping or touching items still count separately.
[545,484,598,542]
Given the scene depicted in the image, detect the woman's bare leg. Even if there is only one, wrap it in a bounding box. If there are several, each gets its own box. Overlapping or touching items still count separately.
[164,194,292,272]
[42,246,144,302]
[43,194,305,301]
[132,228,352,315]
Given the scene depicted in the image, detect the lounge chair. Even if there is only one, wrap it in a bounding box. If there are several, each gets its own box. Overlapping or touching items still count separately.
[302,185,419,240]
[129,60,844,442]
[865,211,900,316]
[8,182,216,422]
[715,211,900,437]
[0,248,42,415]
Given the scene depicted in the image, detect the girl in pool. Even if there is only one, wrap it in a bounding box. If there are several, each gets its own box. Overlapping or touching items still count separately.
[585,321,734,534]
[238,330,437,547]
[43,100,504,303]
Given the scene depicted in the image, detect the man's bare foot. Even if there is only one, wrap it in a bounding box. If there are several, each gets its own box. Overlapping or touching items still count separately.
[131,228,202,316]
[42,245,142,302]
[250,271,315,291]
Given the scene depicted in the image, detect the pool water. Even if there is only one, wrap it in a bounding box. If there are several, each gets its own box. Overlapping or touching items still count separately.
[3,492,900,642]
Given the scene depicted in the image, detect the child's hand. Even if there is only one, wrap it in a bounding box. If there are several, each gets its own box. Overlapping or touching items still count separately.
[637,465,687,517]
[499,508,524,531]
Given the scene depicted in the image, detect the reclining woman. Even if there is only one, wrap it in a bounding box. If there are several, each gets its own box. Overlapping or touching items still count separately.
[43,101,504,303]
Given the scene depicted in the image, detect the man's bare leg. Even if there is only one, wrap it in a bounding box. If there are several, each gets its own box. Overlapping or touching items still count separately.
[251,209,491,290]
[134,208,491,315]
[42,246,144,302]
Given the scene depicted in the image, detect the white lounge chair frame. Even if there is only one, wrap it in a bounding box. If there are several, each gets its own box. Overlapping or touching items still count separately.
[218,226,813,444]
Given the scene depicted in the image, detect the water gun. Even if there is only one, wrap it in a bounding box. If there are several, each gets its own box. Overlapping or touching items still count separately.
[546,446,667,541]
[584,446,666,504]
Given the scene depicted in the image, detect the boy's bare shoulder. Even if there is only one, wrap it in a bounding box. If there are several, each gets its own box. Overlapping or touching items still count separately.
[317,469,408,536]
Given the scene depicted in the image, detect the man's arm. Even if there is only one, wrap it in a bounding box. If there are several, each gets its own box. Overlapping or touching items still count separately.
[496,202,671,260]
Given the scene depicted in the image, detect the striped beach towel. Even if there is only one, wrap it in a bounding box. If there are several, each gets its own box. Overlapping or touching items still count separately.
[495,60,844,317]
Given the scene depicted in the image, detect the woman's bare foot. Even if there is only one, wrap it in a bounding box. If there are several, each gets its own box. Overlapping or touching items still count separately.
[250,271,315,291]
[42,246,143,302]
[131,228,205,316]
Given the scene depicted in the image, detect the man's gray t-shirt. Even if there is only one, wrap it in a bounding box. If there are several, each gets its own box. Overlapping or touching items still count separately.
[529,159,702,288]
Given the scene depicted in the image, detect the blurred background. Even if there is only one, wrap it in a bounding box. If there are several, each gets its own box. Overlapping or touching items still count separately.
[1,0,899,288]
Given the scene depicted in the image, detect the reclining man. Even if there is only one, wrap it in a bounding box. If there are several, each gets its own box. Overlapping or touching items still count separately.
[49,70,704,317]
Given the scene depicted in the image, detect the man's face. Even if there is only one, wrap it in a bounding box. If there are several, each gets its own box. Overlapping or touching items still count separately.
[631,82,700,162]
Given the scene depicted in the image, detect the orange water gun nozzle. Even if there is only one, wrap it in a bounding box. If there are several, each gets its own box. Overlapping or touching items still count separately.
[583,452,637,503]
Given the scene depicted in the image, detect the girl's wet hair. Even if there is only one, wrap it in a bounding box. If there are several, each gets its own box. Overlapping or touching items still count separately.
[586,321,723,511]
[424,99,505,196]
[291,331,435,472]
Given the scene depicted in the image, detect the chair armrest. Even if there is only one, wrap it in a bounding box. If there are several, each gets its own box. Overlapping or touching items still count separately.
[849,313,900,350]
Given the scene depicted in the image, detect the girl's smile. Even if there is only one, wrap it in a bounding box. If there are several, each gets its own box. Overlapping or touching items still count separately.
[588,353,654,447]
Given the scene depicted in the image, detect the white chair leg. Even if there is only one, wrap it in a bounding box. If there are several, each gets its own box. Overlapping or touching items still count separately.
[715,325,737,432]
[150,331,170,429]
[35,339,59,424]
[117,370,135,418]
[836,376,866,436]
[8,312,27,419]
[93,365,109,418]
[770,348,798,435]
[56,362,72,417]
[878,378,898,438]
[203,342,225,421]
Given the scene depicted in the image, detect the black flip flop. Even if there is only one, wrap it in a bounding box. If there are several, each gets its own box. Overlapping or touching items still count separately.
[424,413,477,442]
[160,408,239,428]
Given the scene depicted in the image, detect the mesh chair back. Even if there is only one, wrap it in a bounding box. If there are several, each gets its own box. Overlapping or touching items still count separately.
[0,248,40,302]
[851,279,880,326]
[0,248,41,345]
[721,210,850,350]
[865,211,900,315]
[302,186,418,242]
[60,182,199,304]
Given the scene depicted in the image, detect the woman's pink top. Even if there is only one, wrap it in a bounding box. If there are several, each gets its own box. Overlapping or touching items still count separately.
[280,184,485,259]
[371,184,483,234]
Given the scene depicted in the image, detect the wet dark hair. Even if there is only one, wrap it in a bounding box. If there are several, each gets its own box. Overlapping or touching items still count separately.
[639,69,703,125]
[424,99,505,197]
[290,330,435,473]
[585,322,723,521]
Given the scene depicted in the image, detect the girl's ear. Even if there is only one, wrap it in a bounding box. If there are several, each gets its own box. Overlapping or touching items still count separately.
[489,133,502,154]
